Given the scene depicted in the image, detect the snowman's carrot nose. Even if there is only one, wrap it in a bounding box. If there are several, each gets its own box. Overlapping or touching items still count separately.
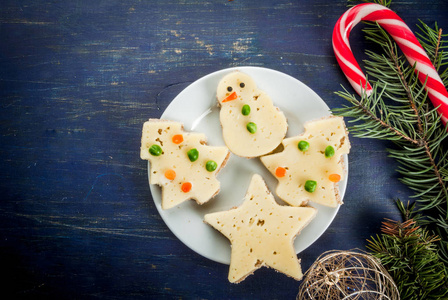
[222,91,238,102]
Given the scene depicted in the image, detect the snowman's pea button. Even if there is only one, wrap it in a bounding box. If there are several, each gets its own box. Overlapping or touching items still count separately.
[246,122,257,134]
[242,104,251,116]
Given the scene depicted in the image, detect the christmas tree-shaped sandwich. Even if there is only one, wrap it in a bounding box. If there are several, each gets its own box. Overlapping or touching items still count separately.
[261,116,350,208]
[140,120,230,209]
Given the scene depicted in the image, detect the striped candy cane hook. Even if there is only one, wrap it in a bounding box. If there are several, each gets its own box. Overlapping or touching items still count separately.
[332,3,448,125]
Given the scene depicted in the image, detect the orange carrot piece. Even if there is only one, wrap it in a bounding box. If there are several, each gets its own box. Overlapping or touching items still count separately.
[222,91,238,102]
[329,174,341,182]
[172,134,183,144]
[181,182,192,193]
[164,169,176,180]
[275,167,286,178]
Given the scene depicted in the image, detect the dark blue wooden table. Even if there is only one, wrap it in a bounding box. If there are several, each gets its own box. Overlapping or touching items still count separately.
[2,0,447,298]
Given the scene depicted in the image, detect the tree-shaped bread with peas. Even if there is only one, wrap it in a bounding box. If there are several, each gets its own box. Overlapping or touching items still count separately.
[140,120,230,210]
[260,116,350,208]
[216,71,288,158]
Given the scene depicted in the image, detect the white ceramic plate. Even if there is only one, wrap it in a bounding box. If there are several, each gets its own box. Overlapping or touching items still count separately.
[149,66,348,265]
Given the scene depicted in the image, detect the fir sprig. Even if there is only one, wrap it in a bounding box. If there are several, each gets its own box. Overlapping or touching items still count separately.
[367,202,448,300]
[416,21,448,79]
[332,8,448,263]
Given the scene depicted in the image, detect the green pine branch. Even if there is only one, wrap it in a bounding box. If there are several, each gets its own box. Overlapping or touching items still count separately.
[416,21,448,82]
[332,8,448,263]
[366,201,448,300]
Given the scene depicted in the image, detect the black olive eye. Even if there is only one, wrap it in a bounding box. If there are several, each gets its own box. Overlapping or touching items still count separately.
[240,82,245,88]
[227,86,233,92]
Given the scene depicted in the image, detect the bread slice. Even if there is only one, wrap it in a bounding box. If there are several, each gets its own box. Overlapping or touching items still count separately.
[141,119,230,209]
[260,116,351,207]
[204,174,316,283]
[216,71,288,158]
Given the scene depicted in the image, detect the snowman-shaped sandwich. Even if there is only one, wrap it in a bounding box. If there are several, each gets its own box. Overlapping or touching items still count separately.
[216,71,288,158]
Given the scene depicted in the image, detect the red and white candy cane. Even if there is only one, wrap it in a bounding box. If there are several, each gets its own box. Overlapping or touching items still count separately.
[332,3,448,125]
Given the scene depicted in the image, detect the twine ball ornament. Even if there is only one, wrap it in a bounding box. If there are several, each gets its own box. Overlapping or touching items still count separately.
[297,250,399,299]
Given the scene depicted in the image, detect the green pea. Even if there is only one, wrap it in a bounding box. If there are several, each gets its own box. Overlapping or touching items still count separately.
[205,160,218,172]
[187,148,199,162]
[304,180,317,193]
[325,145,335,158]
[298,140,309,152]
[246,122,257,134]
[149,144,162,156]
[241,104,251,116]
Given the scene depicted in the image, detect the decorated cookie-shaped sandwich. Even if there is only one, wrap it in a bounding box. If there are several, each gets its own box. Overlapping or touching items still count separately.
[261,116,350,208]
[140,120,230,210]
[204,174,316,283]
[216,71,288,158]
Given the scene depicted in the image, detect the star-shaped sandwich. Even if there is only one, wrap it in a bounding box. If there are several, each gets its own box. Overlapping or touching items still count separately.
[140,119,230,209]
[260,116,351,207]
[204,174,316,283]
